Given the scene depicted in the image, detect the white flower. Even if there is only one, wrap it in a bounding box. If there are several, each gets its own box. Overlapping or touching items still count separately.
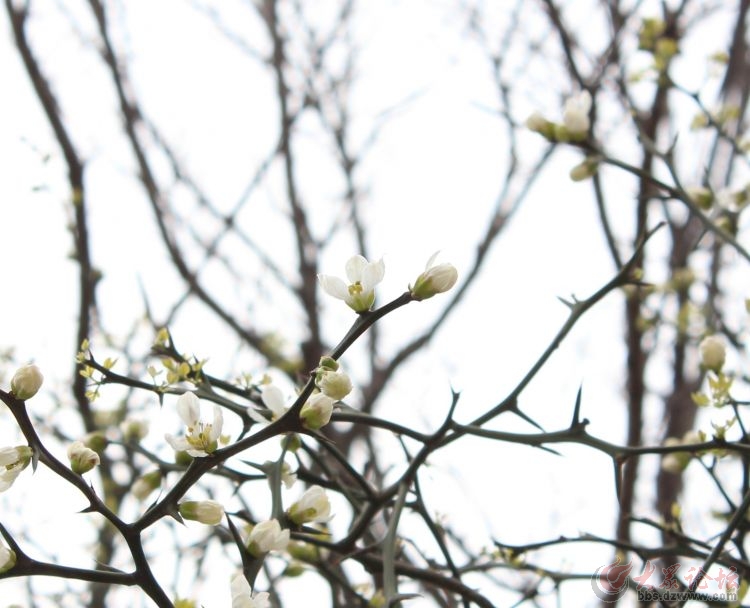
[179,500,224,525]
[699,335,726,373]
[0,543,16,573]
[563,91,591,135]
[410,252,458,301]
[248,384,289,424]
[246,519,290,556]
[0,446,32,492]
[231,573,271,608]
[67,441,100,474]
[280,462,297,489]
[10,364,43,400]
[288,485,332,525]
[300,393,335,430]
[318,255,385,312]
[316,370,352,401]
[165,392,223,457]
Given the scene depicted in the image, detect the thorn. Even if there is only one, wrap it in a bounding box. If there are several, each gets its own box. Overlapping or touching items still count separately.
[571,385,583,426]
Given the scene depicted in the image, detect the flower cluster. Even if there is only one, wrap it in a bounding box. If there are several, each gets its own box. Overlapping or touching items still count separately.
[166,392,223,457]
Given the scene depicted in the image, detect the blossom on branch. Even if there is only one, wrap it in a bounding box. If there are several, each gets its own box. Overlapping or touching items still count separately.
[318,255,385,313]
[67,441,100,475]
[316,370,352,401]
[410,252,458,301]
[699,335,726,373]
[246,519,290,556]
[287,485,332,525]
[0,446,32,492]
[0,543,16,574]
[179,500,224,525]
[300,393,335,430]
[230,573,270,608]
[165,392,223,457]
[10,364,43,400]
[562,91,592,137]
[248,384,289,424]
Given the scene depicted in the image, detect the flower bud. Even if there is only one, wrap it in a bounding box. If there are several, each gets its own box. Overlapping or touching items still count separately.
[525,112,555,139]
[67,441,100,474]
[10,364,43,400]
[281,434,301,453]
[562,91,592,137]
[0,544,16,573]
[686,186,713,210]
[246,519,290,556]
[82,431,108,454]
[132,470,162,501]
[700,335,726,373]
[300,393,335,430]
[287,541,319,562]
[287,485,332,525]
[317,356,338,372]
[179,500,224,525]
[283,562,305,577]
[120,418,149,443]
[569,157,599,182]
[316,370,352,401]
[410,253,458,301]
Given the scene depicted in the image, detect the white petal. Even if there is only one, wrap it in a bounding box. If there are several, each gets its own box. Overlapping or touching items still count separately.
[318,275,349,300]
[211,405,224,439]
[261,386,288,419]
[261,386,286,414]
[176,392,200,426]
[231,573,254,608]
[247,407,270,424]
[345,255,368,283]
[0,448,20,467]
[360,258,385,292]
[424,251,440,270]
[165,433,190,452]
[0,468,21,492]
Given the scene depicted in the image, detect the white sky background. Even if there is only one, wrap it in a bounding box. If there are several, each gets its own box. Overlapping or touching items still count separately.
[1,0,750,606]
